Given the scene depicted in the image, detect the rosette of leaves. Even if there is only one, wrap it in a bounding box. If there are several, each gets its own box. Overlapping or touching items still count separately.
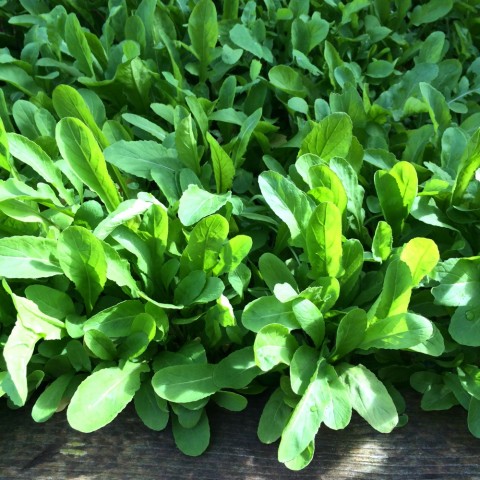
[238,112,444,470]
[0,85,258,456]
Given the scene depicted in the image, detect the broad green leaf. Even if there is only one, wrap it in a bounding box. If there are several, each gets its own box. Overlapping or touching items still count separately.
[339,364,398,433]
[56,118,121,212]
[290,345,319,395]
[180,214,229,274]
[213,347,261,389]
[372,221,392,262]
[65,13,94,77]
[93,196,159,240]
[67,361,148,432]
[134,382,169,431]
[258,171,314,247]
[259,253,298,292]
[178,185,231,226]
[306,202,342,277]
[258,388,292,444]
[292,298,324,347]
[269,65,307,97]
[0,236,62,278]
[188,0,218,81]
[58,226,107,313]
[84,329,117,360]
[213,391,247,412]
[449,305,480,347]
[374,161,418,237]
[410,0,453,26]
[172,410,210,456]
[231,108,262,168]
[152,364,218,402]
[308,165,348,214]
[122,113,166,142]
[359,313,434,350]
[207,132,235,193]
[53,85,107,147]
[400,238,439,285]
[0,117,12,173]
[7,133,73,203]
[452,129,480,206]
[278,359,326,463]
[211,235,252,276]
[24,285,75,320]
[330,308,368,361]
[299,113,353,160]
[432,258,480,307]
[174,270,206,306]
[32,373,75,422]
[242,296,300,332]
[420,83,451,134]
[84,300,144,337]
[176,115,200,174]
[254,324,298,372]
[468,397,480,438]
[3,323,40,406]
[373,258,413,320]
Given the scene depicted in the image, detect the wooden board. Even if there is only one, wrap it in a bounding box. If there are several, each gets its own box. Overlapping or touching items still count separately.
[0,392,479,479]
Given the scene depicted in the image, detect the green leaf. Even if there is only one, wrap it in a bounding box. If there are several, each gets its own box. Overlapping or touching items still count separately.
[32,373,75,422]
[258,388,292,444]
[259,253,298,293]
[359,313,433,350]
[339,364,398,433]
[188,0,218,81]
[84,329,117,360]
[452,129,480,206]
[67,361,148,433]
[3,323,40,406]
[7,133,73,203]
[207,132,235,193]
[373,258,413,320]
[306,202,343,277]
[432,258,480,307]
[258,171,314,247]
[299,113,353,160]
[242,296,300,332]
[449,305,480,347]
[292,298,324,348]
[372,221,392,262]
[278,359,328,463]
[269,65,307,97]
[180,214,229,274]
[374,161,418,237]
[468,397,480,438]
[56,118,121,212]
[172,410,210,456]
[176,115,200,174]
[213,391,247,412]
[410,0,453,26]
[254,324,298,372]
[84,300,144,338]
[213,347,261,389]
[58,226,107,313]
[420,83,451,134]
[400,237,439,285]
[178,185,231,226]
[53,85,108,148]
[330,308,368,361]
[152,364,218,403]
[134,382,169,431]
[0,236,62,278]
[0,117,13,173]
[65,13,94,77]
[212,235,252,276]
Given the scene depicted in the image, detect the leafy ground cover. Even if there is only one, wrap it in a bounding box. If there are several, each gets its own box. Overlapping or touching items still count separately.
[1,0,480,470]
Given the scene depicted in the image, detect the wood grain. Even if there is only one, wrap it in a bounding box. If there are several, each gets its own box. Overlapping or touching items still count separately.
[0,392,479,480]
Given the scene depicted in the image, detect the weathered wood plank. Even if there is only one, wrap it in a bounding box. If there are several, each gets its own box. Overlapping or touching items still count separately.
[0,392,479,479]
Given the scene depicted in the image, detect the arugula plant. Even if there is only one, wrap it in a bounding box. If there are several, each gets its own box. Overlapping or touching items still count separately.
[1,0,480,471]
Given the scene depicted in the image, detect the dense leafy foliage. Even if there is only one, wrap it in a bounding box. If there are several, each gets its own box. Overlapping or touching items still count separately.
[1,0,480,470]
